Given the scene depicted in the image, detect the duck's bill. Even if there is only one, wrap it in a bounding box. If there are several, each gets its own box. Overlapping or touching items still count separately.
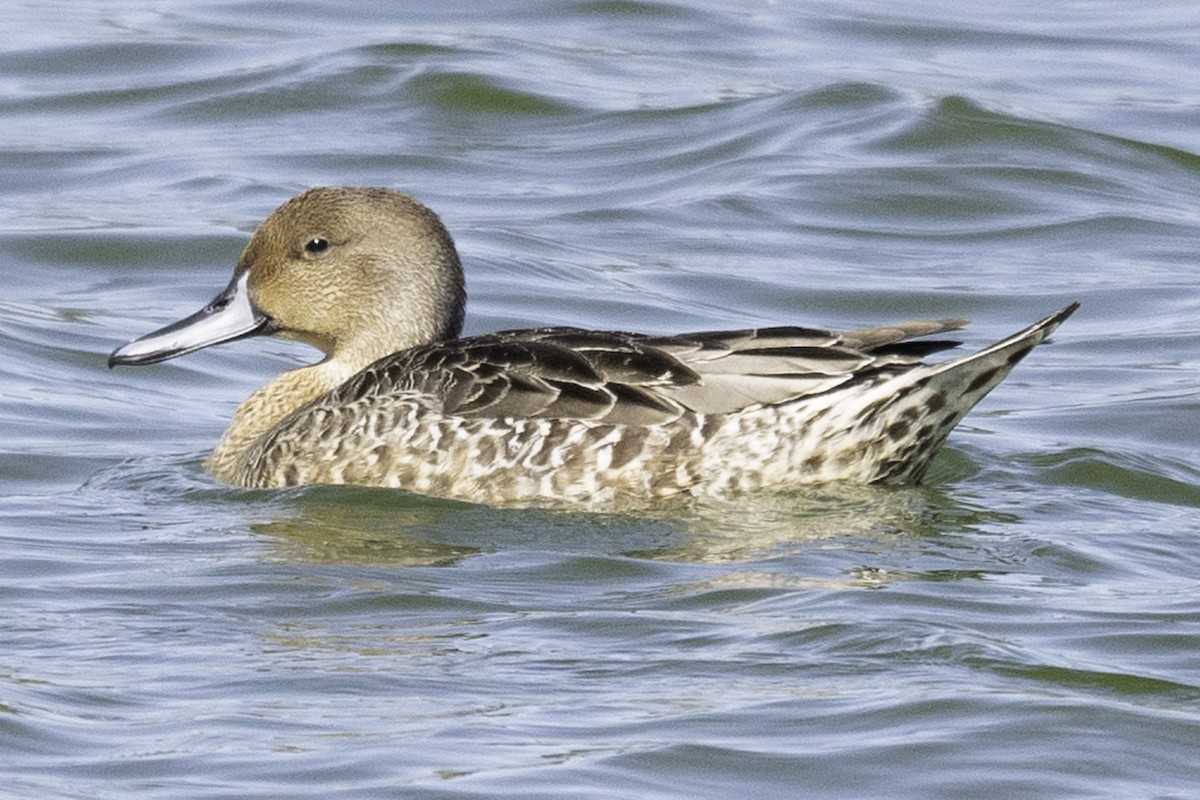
[108,272,271,367]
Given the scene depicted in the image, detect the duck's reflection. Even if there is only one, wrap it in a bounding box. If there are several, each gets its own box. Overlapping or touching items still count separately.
[250,453,1009,569]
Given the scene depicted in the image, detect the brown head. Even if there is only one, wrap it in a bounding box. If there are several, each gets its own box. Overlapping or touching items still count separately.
[109,187,466,370]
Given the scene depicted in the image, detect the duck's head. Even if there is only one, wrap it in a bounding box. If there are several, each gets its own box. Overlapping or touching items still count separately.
[109,187,466,369]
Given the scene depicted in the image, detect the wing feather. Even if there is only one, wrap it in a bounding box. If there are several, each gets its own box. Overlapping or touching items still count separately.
[326,319,970,425]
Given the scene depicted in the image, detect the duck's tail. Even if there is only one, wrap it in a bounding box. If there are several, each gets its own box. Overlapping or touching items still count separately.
[864,301,1079,483]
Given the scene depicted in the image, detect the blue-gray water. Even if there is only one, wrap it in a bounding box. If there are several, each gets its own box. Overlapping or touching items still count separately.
[3,2,1200,798]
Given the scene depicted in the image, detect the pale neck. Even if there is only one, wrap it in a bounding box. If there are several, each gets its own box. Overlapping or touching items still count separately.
[206,359,355,483]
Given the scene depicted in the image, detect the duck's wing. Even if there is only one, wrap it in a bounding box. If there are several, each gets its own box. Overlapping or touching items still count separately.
[334,320,968,426]
[641,322,966,414]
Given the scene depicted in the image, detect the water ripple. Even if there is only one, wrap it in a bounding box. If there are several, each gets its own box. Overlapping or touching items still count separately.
[3,1,1200,798]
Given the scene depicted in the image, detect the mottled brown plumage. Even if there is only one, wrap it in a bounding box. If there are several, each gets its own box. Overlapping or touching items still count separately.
[110,187,1078,505]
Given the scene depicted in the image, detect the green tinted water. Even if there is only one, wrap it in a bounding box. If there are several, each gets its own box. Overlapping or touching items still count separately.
[2,2,1200,798]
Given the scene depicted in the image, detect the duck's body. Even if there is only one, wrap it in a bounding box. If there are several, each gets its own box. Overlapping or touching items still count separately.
[110,187,1076,506]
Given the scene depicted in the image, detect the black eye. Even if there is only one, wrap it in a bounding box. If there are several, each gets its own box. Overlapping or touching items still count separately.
[304,237,330,254]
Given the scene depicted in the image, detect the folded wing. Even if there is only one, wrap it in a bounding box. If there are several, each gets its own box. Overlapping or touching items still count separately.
[332,319,969,425]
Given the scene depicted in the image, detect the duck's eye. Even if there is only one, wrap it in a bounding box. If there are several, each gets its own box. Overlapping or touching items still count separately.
[304,237,330,254]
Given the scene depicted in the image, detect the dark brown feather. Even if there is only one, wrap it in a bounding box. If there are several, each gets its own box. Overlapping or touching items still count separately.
[327,320,972,425]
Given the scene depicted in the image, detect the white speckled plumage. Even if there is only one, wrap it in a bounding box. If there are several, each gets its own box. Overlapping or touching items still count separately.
[110,187,1077,506]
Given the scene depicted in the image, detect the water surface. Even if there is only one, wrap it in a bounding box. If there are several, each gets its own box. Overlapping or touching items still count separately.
[3,2,1200,798]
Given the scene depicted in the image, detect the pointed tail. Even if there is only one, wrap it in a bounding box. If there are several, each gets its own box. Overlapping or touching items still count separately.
[929,301,1078,381]
[870,301,1079,483]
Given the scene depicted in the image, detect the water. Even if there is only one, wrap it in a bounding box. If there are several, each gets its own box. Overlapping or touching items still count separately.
[3,1,1200,797]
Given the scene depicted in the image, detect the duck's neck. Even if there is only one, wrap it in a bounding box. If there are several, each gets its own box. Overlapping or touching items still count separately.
[206,359,355,483]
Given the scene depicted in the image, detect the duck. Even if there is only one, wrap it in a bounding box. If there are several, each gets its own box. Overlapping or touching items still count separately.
[109,186,1078,505]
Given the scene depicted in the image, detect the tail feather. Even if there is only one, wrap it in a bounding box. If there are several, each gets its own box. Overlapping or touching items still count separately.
[927,301,1079,381]
[866,302,1079,483]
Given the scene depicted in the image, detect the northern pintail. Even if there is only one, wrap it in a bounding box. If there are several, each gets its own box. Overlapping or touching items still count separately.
[110,187,1077,505]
